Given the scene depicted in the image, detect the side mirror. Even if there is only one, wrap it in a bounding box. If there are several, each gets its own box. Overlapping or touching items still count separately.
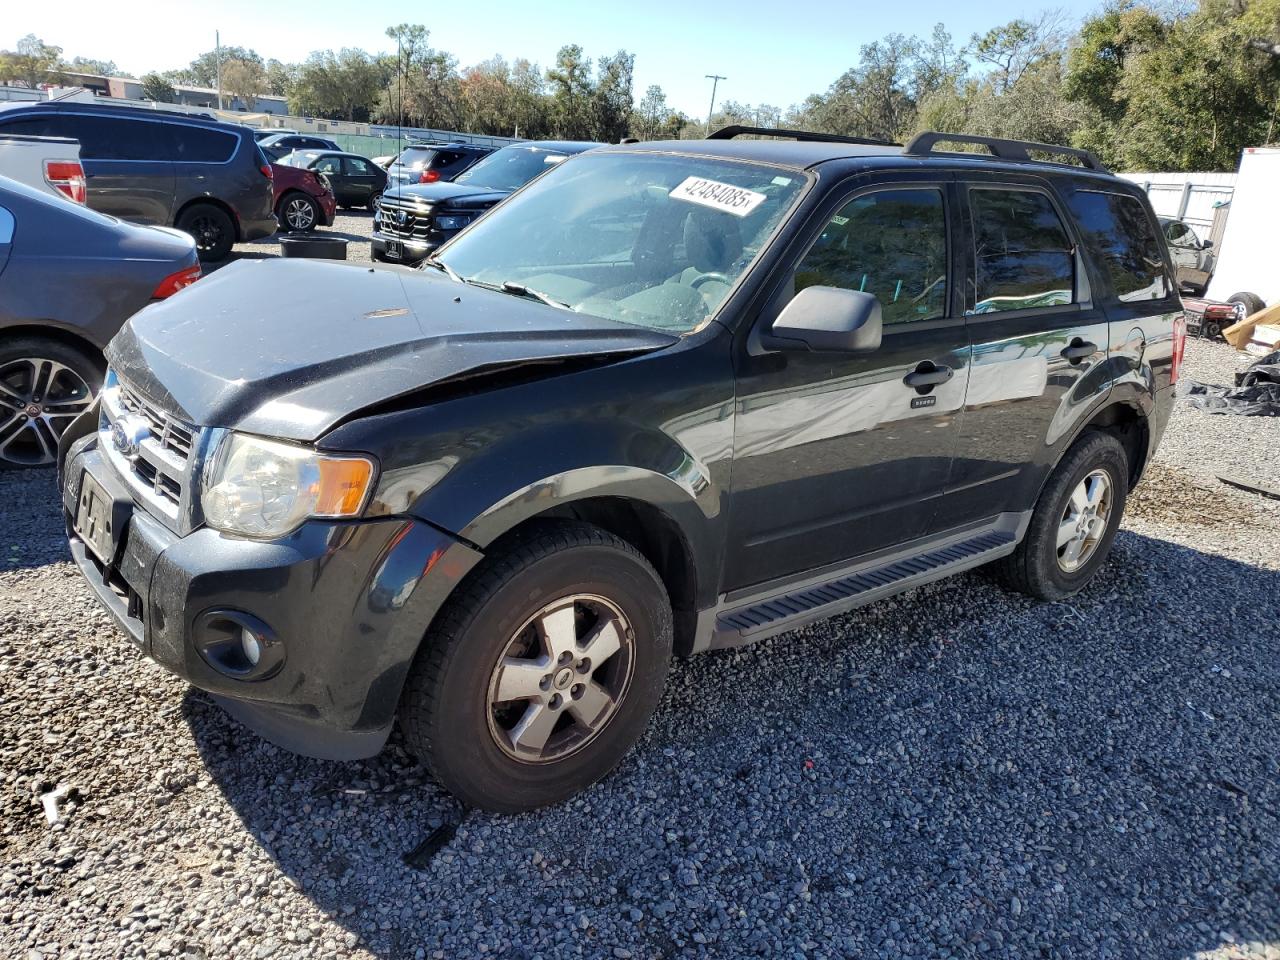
[769,286,883,352]
[1201,239,1214,250]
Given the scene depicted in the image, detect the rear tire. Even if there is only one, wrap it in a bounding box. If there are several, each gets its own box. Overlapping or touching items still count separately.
[176,203,235,262]
[1227,291,1265,316]
[399,522,672,812]
[996,431,1128,601]
[0,337,103,469]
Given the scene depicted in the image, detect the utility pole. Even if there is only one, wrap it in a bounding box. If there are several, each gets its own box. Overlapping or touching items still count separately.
[215,30,223,111]
[705,74,726,134]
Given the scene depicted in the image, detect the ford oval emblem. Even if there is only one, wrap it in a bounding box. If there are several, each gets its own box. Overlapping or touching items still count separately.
[111,416,149,459]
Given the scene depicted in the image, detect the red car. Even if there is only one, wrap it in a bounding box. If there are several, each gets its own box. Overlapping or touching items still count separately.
[271,162,336,233]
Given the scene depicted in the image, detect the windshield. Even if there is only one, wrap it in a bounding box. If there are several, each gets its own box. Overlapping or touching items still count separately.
[454,145,573,193]
[438,152,807,333]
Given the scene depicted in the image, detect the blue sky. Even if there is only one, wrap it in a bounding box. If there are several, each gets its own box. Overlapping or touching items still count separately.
[17,0,1106,117]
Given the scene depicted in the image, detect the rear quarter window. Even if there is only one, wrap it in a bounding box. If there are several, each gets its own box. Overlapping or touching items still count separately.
[171,126,238,163]
[1068,191,1172,302]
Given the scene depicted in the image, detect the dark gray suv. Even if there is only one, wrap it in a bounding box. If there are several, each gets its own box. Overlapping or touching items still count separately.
[0,102,276,261]
[60,128,1183,812]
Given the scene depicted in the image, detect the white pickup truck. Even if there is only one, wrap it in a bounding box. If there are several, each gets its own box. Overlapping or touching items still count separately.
[0,133,85,203]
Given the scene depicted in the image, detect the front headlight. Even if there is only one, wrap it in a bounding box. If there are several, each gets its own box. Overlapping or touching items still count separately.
[435,215,472,230]
[201,433,376,539]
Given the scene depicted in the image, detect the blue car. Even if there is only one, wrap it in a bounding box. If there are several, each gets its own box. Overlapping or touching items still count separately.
[0,175,198,467]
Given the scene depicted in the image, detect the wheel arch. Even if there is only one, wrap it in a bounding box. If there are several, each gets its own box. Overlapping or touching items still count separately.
[0,321,108,359]
[1051,399,1150,493]
[173,196,241,242]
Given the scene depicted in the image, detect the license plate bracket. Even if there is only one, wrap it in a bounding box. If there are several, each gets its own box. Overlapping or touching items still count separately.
[74,471,121,564]
[385,239,403,260]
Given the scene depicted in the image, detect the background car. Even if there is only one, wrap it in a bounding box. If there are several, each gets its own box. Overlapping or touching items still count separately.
[385,141,494,188]
[272,162,336,232]
[0,101,276,261]
[0,133,85,204]
[1160,217,1216,294]
[258,133,341,162]
[372,140,599,265]
[279,149,387,210]
[0,175,199,468]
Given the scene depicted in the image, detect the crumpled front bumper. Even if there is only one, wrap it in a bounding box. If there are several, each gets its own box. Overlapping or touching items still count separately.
[62,438,482,760]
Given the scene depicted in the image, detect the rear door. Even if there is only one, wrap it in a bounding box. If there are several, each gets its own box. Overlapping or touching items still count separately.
[169,123,241,217]
[941,176,1111,528]
[341,156,380,204]
[725,177,972,590]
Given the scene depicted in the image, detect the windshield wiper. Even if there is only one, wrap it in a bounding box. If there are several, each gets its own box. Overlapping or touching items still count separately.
[421,257,462,283]
[497,280,573,311]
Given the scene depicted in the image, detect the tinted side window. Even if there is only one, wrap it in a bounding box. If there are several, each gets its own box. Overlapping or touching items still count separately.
[433,151,463,167]
[969,188,1074,314]
[1069,191,1172,303]
[172,126,237,162]
[313,155,343,175]
[0,115,57,137]
[795,188,948,325]
[345,157,373,176]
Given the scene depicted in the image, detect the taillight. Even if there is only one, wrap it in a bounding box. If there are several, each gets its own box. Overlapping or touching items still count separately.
[1170,313,1187,384]
[419,169,440,184]
[259,163,274,179]
[152,264,203,299]
[44,160,86,204]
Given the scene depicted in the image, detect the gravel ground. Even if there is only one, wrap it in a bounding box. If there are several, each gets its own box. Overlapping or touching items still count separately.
[2,327,1278,959]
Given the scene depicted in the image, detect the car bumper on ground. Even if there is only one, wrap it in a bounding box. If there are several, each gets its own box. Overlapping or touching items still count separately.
[62,441,482,760]
[370,229,438,265]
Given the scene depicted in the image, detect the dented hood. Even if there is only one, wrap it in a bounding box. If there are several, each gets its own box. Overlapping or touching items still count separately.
[107,259,677,441]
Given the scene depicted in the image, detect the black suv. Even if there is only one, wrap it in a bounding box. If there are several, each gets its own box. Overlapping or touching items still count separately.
[0,102,276,261]
[372,140,599,265]
[385,141,494,189]
[60,129,1183,812]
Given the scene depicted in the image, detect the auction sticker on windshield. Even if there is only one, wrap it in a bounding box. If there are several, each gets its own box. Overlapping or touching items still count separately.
[670,177,767,217]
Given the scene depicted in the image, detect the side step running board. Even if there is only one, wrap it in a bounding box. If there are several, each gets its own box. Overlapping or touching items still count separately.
[711,529,1016,649]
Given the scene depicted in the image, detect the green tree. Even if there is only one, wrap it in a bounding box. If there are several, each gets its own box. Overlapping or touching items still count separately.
[221,57,267,110]
[0,35,64,89]
[547,44,594,137]
[140,72,176,103]
[590,50,634,142]
[170,45,262,88]
[67,56,119,77]
[265,59,295,97]
[291,48,383,122]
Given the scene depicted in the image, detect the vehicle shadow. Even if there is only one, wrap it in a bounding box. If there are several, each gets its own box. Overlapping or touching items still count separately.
[183,529,1280,958]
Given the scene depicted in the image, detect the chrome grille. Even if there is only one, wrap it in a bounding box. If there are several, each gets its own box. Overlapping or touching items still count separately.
[99,372,204,530]
[377,198,434,241]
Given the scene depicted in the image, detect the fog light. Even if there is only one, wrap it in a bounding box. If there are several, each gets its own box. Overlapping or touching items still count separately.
[241,628,262,666]
[193,609,284,681]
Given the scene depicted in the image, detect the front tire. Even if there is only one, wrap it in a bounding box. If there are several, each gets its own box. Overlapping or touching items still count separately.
[278,191,320,232]
[399,523,672,812]
[996,431,1129,601]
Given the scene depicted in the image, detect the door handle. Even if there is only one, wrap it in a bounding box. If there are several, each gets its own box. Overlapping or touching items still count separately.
[1061,338,1097,363]
[903,361,954,393]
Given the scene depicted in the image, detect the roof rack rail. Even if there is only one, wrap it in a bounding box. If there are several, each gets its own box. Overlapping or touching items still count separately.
[709,125,899,147]
[903,131,1109,172]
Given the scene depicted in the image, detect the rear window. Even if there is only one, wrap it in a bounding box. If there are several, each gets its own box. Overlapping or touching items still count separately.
[968,188,1075,314]
[1070,191,1172,302]
[397,147,436,171]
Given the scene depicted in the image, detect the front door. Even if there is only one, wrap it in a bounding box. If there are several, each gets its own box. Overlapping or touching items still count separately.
[940,177,1112,529]
[725,180,971,592]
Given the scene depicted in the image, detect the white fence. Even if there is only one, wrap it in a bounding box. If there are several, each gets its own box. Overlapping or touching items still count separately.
[1118,171,1236,232]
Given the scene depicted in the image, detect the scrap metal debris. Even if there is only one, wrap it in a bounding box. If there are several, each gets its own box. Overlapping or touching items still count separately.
[39,785,77,825]
[1180,349,1280,416]
[403,821,459,870]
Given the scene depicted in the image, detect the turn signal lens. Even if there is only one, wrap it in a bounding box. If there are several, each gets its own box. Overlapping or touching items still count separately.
[152,264,203,299]
[316,457,376,516]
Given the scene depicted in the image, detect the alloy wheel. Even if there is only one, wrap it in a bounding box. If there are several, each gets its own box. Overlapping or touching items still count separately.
[0,358,94,466]
[486,594,635,763]
[190,213,224,251]
[1056,469,1113,572]
[284,197,315,231]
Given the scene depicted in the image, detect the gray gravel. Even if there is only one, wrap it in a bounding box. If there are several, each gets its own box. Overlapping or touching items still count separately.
[2,330,1279,959]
